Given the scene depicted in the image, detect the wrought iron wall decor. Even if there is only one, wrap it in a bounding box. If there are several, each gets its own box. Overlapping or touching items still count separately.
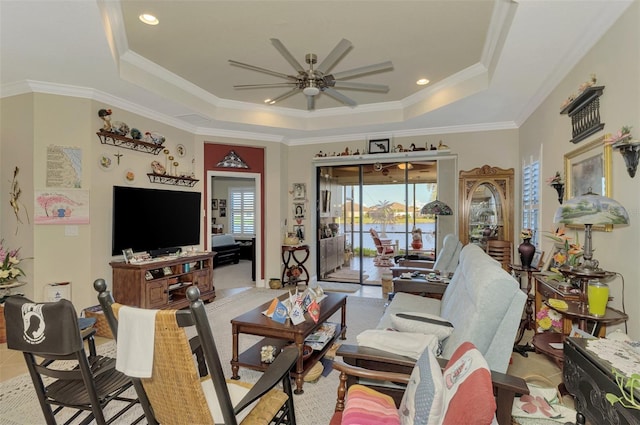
[560,86,605,144]
[216,150,249,168]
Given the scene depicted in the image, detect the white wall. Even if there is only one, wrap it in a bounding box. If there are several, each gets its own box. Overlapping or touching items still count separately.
[520,2,640,338]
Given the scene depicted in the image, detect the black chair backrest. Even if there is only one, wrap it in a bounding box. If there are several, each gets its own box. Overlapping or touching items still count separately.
[5,296,83,355]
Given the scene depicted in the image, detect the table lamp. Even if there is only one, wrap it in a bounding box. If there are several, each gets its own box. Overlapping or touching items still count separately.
[421,200,453,258]
[553,190,629,312]
[553,190,629,272]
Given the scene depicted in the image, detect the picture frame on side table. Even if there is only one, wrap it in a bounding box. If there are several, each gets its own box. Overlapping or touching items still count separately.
[564,134,612,231]
[122,248,134,263]
[368,138,390,154]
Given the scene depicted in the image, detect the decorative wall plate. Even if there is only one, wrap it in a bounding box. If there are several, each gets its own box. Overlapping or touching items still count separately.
[98,153,114,171]
[124,169,136,184]
[176,144,186,157]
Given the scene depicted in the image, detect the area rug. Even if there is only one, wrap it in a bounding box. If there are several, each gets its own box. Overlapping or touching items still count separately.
[0,288,386,425]
[323,269,369,283]
[318,281,362,293]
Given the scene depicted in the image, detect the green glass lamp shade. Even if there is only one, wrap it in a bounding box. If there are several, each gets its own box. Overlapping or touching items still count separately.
[553,191,629,272]
[553,192,629,226]
[421,200,453,216]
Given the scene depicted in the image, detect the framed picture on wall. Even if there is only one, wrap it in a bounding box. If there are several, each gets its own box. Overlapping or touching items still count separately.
[368,138,390,154]
[219,199,227,208]
[564,134,612,230]
[211,199,218,210]
[293,202,305,218]
[292,183,306,200]
[219,207,227,217]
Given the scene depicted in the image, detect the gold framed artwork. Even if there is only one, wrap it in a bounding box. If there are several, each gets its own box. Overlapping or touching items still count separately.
[563,134,612,231]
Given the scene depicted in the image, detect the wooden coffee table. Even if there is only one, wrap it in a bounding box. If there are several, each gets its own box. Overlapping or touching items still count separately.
[231,292,347,394]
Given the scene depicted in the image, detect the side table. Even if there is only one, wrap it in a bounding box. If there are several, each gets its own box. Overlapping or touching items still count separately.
[281,244,310,286]
[532,303,628,369]
[509,264,539,356]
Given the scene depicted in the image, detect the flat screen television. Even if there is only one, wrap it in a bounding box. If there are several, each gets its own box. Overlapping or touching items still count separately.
[112,186,201,257]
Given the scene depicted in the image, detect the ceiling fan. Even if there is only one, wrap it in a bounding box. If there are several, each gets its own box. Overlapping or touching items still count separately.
[229,38,393,110]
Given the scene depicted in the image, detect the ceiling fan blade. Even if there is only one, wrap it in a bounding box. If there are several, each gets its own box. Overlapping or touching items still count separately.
[228,60,296,80]
[316,38,352,74]
[268,88,299,104]
[270,39,306,74]
[307,95,315,111]
[233,83,297,89]
[323,87,357,107]
[331,61,394,80]
[332,81,389,92]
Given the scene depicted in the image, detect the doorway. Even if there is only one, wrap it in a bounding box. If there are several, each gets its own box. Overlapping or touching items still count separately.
[207,170,261,287]
[316,157,456,285]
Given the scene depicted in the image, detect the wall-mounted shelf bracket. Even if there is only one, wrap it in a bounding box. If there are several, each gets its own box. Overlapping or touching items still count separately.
[147,173,199,187]
[97,131,164,155]
[560,86,605,144]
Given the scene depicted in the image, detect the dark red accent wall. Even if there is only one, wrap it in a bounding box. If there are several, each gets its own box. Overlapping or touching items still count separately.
[204,143,265,280]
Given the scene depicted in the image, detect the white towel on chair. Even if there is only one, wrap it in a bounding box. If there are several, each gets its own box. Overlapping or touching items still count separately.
[115,306,158,378]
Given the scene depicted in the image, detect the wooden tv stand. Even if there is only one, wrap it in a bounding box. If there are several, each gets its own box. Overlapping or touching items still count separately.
[110,252,215,309]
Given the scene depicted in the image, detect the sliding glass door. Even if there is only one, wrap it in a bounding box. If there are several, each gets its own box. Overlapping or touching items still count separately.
[317,158,452,285]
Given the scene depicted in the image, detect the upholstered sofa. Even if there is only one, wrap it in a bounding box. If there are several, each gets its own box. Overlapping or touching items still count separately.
[378,243,525,373]
[337,243,528,424]
[211,234,240,267]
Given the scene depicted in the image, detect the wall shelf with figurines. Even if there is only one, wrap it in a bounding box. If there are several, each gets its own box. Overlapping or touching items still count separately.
[147,152,198,187]
[97,131,165,155]
[96,109,166,155]
[146,173,199,187]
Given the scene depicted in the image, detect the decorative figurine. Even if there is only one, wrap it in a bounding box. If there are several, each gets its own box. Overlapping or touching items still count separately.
[98,109,112,131]
[130,128,142,140]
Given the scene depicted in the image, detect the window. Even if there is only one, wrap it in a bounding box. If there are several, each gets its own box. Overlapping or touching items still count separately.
[229,187,255,235]
[522,160,540,247]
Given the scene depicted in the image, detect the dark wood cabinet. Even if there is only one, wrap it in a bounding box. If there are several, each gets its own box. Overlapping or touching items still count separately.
[110,252,215,309]
[459,165,514,249]
[564,337,640,425]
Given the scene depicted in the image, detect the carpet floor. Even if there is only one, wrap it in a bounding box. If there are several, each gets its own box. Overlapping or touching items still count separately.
[318,281,362,293]
[0,288,386,425]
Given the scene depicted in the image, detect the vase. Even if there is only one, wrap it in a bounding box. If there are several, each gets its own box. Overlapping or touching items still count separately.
[411,241,423,250]
[269,278,282,289]
[518,238,536,268]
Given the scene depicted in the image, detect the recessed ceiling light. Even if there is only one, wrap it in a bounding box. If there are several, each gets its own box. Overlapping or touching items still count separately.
[139,14,159,25]
[416,78,430,86]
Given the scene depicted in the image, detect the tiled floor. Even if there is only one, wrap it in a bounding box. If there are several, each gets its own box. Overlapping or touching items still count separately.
[1,258,572,408]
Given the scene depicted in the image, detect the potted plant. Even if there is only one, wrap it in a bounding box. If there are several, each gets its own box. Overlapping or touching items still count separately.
[606,370,640,411]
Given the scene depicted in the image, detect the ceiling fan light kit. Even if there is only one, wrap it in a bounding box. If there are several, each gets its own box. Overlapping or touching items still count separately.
[230,38,393,110]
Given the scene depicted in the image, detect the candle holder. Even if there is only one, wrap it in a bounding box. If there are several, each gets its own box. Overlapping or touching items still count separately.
[551,182,564,204]
[614,142,640,178]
